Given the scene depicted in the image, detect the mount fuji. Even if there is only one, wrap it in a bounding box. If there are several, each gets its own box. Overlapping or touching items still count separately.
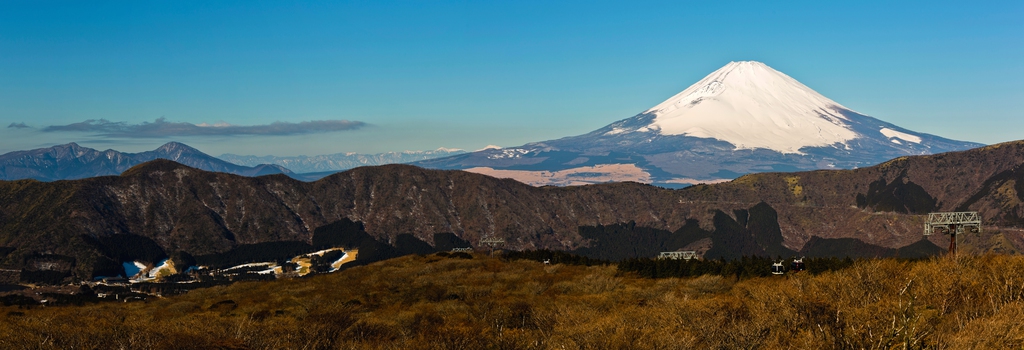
[415,61,983,186]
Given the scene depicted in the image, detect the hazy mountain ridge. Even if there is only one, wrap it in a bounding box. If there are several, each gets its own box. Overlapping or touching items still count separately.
[219,148,467,173]
[0,142,292,181]
[2,141,1024,279]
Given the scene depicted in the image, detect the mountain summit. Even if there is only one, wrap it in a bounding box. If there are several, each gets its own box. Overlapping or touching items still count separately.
[641,61,857,153]
[415,61,983,186]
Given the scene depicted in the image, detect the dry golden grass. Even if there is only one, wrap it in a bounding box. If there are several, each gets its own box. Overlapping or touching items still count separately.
[3,253,1024,349]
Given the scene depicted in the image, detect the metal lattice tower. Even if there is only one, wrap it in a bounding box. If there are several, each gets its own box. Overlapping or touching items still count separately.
[479,237,505,255]
[924,212,982,255]
[657,251,698,260]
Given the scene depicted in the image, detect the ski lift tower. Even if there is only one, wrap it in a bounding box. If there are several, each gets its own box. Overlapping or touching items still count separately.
[479,237,505,256]
[924,211,982,255]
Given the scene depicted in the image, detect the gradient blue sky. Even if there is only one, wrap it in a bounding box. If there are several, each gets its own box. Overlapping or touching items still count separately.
[1,1,1022,156]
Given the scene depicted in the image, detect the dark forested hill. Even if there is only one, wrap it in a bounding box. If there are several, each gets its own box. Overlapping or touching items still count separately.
[2,141,1024,280]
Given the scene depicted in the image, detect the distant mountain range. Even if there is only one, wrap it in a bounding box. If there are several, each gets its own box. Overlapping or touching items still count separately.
[0,142,291,181]
[3,140,1024,281]
[0,143,468,182]
[415,61,983,186]
[219,148,467,174]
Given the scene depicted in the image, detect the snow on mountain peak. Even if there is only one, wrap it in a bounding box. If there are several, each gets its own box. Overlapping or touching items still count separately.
[434,147,464,152]
[476,145,503,151]
[644,61,859,154]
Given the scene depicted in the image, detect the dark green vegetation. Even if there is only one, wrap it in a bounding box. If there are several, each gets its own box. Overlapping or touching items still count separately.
[615,256,857,279]
[800,237,944,259]
[503,250,609,266]
[572,202,942,261]
[3,141,1024,283]
[506,249,860,279]
[431,232,472,251]
[2,253,1024,349]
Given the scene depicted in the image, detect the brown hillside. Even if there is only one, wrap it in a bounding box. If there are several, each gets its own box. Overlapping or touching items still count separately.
[2,142,1024,276]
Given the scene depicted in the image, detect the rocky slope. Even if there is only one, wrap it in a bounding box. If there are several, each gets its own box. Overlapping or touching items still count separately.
[2,141,1024,279]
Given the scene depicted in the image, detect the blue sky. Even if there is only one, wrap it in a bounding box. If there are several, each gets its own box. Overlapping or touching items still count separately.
[1,1,1021,156]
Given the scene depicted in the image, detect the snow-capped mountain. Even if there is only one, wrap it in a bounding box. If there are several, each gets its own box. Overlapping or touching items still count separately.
[638,60,858,153]
[414,61,983,186]
[219,148,467,174]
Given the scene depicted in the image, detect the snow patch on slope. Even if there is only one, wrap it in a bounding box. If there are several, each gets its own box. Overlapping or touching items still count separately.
[487,148,530,159]
[645,61,859,154]
[879,128,922,144]
[604,127,628,135]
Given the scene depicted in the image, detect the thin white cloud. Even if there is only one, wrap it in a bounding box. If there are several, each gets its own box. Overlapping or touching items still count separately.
[42,118,366,138]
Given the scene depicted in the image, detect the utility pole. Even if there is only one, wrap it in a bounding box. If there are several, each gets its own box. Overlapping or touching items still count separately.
[479,237,505,256]
[924,212,982,255]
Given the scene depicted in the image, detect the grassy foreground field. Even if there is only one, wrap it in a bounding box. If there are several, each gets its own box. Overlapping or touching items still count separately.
[3,253,1024,349]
